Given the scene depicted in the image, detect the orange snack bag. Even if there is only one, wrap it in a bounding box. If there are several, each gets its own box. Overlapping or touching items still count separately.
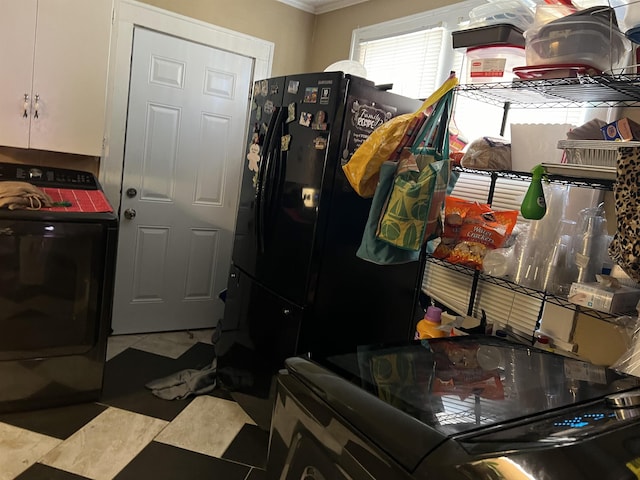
[432,197,490,259]
[447,205,519,269]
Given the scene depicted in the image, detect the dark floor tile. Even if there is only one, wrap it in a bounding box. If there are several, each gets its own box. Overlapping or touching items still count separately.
[114,441,251,480]
[0,402,107,439]
[222,423,269,469]
[207,387,235,401]
[177,341,216,367]
[15,463,90,480]
[247,467,268,480]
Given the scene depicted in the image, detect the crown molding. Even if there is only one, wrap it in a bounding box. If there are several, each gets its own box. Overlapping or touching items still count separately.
[277,0,369,14]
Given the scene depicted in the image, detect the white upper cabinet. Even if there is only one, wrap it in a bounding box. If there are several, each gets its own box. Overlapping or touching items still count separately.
[0,0,113,156]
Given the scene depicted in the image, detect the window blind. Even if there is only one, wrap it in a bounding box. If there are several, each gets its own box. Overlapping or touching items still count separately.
[357,28,446,99]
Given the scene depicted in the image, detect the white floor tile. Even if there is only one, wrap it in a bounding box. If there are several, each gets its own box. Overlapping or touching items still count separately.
[154,396,254,458]
[191,328,214,345]
[106,334,146,361]
[0,422,61,480]
[40,407,168,480]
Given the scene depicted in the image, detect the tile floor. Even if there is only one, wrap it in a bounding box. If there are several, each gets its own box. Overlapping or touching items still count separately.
[0,330,269,480]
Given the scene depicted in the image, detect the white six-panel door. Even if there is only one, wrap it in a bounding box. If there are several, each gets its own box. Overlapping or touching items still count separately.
[111,27,253,334]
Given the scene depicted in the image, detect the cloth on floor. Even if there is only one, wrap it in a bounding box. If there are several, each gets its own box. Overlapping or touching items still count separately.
[145,358,217,400]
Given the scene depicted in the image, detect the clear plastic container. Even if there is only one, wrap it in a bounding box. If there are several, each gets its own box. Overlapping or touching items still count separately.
[525,18,631,72]
[465,45,526,83]
[482,247,514,277]
[469,0,535,32]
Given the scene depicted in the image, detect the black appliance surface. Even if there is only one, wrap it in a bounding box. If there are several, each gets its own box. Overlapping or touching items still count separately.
[216,72,425,429]
[0,162,100,189]
[268,336,640,479]
[0,162,118,412]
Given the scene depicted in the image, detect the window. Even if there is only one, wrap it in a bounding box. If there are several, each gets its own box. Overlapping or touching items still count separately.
[349,0,597,143]
[356,28,447,100]
[351,1,483,98]
[350,3,605,338]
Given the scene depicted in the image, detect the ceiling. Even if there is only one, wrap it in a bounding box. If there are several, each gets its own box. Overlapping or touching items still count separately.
[277,0,369,14]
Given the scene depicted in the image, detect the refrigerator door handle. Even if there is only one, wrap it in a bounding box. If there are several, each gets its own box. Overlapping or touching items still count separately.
[256,109,275,249]
[263,117,287,247]
[257,106,284,253]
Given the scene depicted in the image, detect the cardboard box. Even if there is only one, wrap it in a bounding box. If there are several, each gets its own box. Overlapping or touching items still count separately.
[568,282,640,314]
[601,118,640,141]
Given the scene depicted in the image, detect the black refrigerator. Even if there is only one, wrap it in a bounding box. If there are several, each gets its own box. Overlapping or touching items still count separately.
[216,72,425,429]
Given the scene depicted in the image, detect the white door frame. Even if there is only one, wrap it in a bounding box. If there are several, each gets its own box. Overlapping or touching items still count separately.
[101,0,274,212]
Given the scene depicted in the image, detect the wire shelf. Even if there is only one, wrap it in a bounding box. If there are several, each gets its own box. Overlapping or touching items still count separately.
[426,256,631,322]
[453,166,615,190]
[455,74,640,108]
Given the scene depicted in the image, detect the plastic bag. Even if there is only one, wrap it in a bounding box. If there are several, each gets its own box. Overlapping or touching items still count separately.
[460,136,511,171]
[342,76,458,198]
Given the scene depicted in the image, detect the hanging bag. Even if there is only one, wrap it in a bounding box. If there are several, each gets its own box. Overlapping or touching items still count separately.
[376,90,454,251]
[355,161,421,264]
[342,76,458,198]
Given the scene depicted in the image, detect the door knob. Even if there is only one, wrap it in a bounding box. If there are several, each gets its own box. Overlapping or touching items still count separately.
[126,188,137,198]
[124,208,137,220]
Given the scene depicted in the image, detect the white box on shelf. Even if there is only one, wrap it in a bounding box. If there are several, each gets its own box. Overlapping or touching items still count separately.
[568,282,640,314]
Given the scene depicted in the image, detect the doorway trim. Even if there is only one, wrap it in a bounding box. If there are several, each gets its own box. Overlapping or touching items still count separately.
[101,0,274,211]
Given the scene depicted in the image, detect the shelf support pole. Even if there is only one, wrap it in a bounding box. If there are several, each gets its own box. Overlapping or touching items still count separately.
[500,101,510,137]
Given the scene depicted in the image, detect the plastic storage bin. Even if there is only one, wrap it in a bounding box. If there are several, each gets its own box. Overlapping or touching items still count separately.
[452,23,525,49]
[466,45,526,83]
[557,139,640,166]
[525,11,631,72]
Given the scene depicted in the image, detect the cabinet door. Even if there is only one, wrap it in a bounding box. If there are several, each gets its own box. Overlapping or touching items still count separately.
[30,0,113,156]
[0,0,37,149]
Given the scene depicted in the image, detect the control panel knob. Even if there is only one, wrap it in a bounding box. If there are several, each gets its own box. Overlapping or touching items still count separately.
[124,208,137,220]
